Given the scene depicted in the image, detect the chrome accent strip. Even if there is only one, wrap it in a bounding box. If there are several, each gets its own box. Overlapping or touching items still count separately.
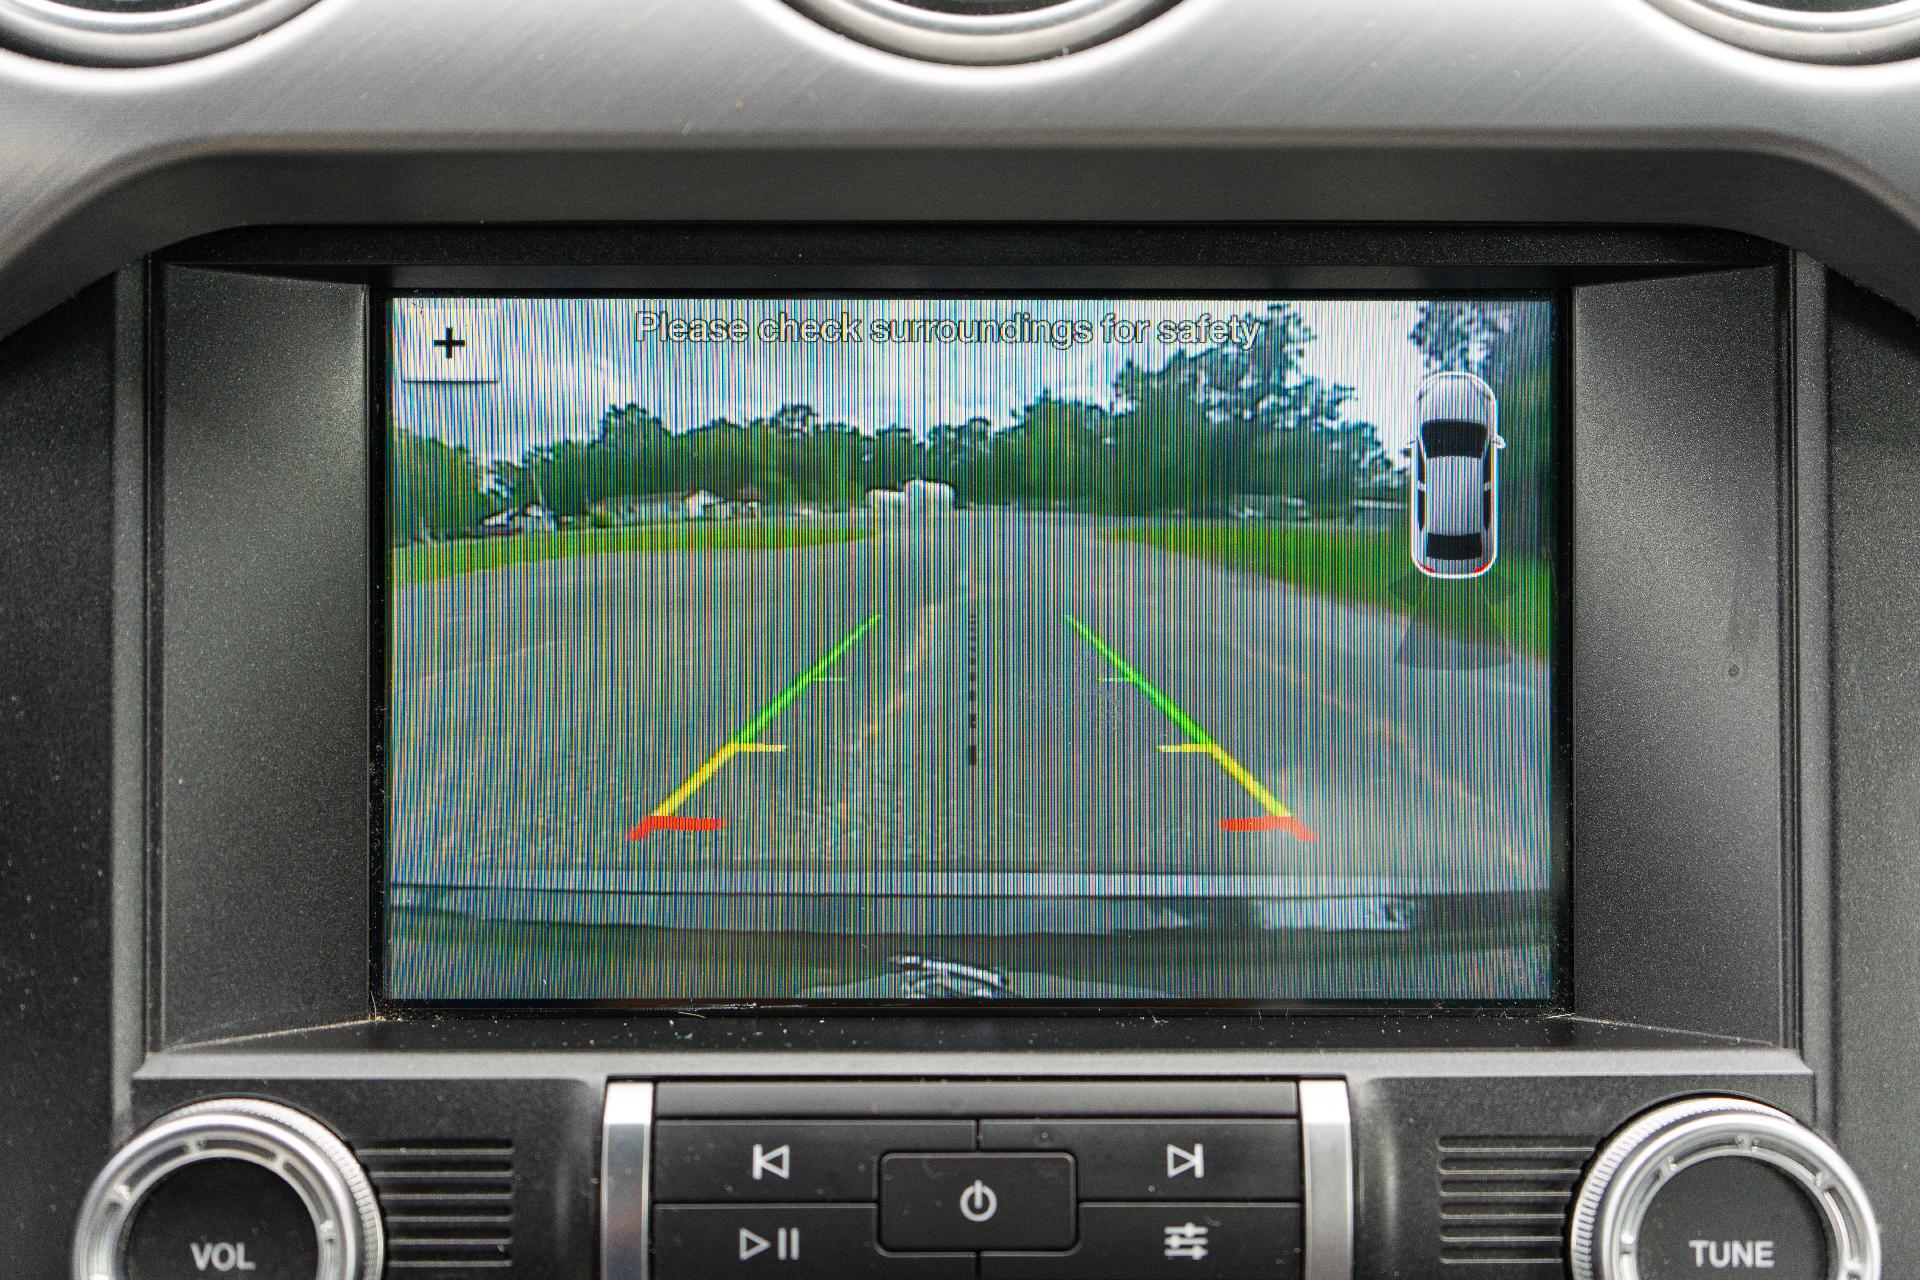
[1299,1079,1354,1280]
[602,1082,656,1280]
[107,266,147,1139]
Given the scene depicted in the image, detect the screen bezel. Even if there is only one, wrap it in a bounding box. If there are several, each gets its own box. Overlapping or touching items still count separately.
[369,281,1573,1016]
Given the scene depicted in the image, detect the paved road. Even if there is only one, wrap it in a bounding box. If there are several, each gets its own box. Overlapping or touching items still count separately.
[387,510,1554,999]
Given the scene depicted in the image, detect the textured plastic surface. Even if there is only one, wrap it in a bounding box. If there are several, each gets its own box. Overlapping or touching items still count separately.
[1569,269,1789,1043]
[154,267,371,1046]
[1827,277,1920,1273]
[0,283,121,1280]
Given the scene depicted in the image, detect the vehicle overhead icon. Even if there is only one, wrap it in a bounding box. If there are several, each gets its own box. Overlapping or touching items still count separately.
[1410,370,1504,579]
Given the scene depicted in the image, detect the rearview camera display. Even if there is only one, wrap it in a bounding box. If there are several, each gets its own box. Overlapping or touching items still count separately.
[382,294,1560,1005]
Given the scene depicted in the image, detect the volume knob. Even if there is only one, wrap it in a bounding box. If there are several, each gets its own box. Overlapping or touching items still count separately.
[73,1098,383,1280]
[1569,1097,1878,1280]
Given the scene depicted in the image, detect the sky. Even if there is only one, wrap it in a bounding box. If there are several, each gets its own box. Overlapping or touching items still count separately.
[391,296,1547,468]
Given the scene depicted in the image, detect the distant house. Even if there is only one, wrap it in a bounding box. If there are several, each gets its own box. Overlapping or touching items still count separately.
[474,504,556,537]
[683,489,722,520]
[603,493,683,525]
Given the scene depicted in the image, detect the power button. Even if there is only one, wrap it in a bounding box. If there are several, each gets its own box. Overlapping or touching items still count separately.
[880,1154,1076,1252]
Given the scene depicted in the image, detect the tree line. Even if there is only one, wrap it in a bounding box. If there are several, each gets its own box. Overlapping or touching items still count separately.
[390,301,1550,549]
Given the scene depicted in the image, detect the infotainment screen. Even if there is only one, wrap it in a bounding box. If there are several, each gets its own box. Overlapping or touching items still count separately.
[381,294,1561,1006]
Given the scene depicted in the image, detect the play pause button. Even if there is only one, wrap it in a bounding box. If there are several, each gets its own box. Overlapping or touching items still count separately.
[738,1225,802,1261]
[654,1205,971,1278]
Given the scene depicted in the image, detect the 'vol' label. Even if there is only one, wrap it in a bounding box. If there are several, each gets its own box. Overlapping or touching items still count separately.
[189,1241,258,1273]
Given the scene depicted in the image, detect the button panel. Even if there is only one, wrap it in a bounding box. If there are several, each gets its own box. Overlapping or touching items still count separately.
[607,1081,1346,1280]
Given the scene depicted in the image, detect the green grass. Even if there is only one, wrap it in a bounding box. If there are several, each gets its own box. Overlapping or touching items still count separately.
[1112,524,1554,659]
[392,521,871,586]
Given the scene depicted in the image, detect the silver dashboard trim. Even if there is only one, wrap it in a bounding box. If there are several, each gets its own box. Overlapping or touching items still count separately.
[602,1082,656,1280]
[1299,1079,1354,1280]
[14,0,1920,339]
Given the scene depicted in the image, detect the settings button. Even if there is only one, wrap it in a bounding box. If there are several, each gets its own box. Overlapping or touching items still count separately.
[983,1204,1302,1279]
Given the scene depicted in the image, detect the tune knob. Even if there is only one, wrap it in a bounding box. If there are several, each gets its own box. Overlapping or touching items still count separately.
[72,1098,383,1280]
[1569,1097,1879,1280]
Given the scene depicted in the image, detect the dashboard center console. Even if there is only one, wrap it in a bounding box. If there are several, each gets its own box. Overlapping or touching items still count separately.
[20,223,1892,1280]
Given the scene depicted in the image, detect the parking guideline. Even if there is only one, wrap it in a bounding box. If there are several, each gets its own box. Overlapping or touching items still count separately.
[1064,614,1314,841]
[626,613,881,840]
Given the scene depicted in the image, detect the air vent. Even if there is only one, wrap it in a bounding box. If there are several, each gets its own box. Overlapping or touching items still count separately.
[360,1139,514,1272]
[0,0,320,66]
[1645,0,1920,63]
[1436,1135,1595,1271]
[784,0,1179,64]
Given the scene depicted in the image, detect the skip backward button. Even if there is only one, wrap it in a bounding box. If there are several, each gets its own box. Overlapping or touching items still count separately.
[654,1121,974,1202]
[653,1206,970,1279]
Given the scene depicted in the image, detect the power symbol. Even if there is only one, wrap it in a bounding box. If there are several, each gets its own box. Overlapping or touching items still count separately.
[959,1179,999,1223]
